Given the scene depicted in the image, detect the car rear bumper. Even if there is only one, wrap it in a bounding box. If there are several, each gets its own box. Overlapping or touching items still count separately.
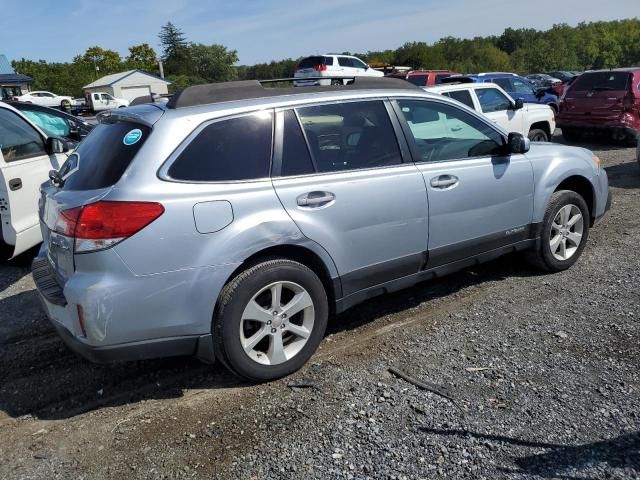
[31,249,230,363]
[557,112,639,134]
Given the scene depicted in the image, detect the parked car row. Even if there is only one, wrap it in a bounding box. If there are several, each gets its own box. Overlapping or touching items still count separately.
[12,89,129,114]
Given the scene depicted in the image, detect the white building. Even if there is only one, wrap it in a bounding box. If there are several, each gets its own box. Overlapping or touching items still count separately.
[83,70,171,102]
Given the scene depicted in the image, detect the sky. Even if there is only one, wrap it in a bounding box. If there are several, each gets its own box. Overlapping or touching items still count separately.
[1,0,638,65]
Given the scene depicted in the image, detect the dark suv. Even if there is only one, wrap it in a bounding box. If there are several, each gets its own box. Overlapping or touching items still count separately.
[557,68,640,144]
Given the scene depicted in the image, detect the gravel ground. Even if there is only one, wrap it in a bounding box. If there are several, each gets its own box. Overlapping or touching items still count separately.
[0,136,638,480]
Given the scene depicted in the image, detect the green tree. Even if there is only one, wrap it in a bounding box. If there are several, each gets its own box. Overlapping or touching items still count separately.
[125,43,158,73]
[76,46,122,77]
[188,43,239,82]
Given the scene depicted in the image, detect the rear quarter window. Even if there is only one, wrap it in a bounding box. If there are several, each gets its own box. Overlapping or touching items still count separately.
[168,112,273,182]
[298,57,325,69]
[60,120,150,190]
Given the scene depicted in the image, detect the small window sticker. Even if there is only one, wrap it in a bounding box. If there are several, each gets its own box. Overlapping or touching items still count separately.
[123,129,142,146]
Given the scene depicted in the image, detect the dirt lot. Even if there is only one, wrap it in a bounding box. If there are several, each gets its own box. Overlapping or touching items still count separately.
[0,137,638,480]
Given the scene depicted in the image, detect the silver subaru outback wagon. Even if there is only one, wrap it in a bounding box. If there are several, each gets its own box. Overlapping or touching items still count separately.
[33,77,610,381]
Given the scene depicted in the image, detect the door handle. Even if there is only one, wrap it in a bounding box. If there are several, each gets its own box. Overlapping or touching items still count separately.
[430,175,458,189]
[9,178,22,191]
[297,191,335,207]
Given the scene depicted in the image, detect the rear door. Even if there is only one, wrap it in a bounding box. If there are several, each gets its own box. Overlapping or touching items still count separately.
[0,107,62,257]
[563,71,632,118]
[393,98,534,267]
[272,100,429,297]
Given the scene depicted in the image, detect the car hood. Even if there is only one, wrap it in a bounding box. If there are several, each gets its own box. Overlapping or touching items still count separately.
[524,103,554,114]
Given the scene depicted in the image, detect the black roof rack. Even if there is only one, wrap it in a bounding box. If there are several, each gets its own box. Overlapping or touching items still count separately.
[166,76,420,109]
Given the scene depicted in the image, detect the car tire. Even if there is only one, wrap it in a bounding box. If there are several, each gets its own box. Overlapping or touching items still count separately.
[213,259,328,381]
[526,190,590,273]
[561,128,581,143]
[330,79,343,86]
[60,100,71,112]
[528,129,549,142]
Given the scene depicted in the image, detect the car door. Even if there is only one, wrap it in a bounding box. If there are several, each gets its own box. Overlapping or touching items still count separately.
[39,92,57,107]
[392,98,534,268]
[272,100,429,297]
[350,57,372,77]
[475,87,524,134]
[0,108,63,257]
[337,57,356,78]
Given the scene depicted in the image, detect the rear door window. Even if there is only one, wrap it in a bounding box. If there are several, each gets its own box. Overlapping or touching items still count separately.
[281,110,315,177]
[443,90,475,109]
[492,78,512,91]
[338,57,354,67]
[60,120,150,190]
[296,100,402,172]
[571,72,630,92]
[168,112,273,182]
[0,108,46,162]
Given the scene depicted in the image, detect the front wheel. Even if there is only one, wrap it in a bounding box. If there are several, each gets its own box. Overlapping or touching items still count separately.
[526,190,590,272]
[528,129,549,142]
[213,259,328,381]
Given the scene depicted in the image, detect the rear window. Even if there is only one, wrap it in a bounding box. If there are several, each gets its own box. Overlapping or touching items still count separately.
[406,74,428,86]
[298,56,332,68]
[435,74,453,84]
[168,112,273,182]
[570,72,630,92]
[60,120,150,191]
[443,90,475,109]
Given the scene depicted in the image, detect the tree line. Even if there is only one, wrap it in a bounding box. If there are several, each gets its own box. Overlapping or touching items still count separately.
[11,19,640,97]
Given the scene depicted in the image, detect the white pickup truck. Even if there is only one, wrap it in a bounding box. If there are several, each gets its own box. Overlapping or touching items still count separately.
[0,102,69,258]
[71,92,129,113]
[426,82,556,141]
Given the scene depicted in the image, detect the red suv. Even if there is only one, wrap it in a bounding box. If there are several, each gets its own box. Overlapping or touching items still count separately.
[404,70,461,87]
[557,68,640,144]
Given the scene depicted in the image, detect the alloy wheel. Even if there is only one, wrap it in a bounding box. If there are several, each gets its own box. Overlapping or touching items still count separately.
[550,204,584,261]
[240,281,315,365]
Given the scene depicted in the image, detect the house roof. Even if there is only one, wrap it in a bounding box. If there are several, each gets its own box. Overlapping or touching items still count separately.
[0,54,14,74]
[83,69,172,89]
[0,73,32,84]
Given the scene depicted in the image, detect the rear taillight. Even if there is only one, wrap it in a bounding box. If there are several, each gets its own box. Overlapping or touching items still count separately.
[623,92,634,112]
[54,201,164,253]
[313,64,327,72]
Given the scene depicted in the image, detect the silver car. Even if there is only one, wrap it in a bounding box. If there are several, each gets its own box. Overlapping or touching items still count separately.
[33,78,610,381]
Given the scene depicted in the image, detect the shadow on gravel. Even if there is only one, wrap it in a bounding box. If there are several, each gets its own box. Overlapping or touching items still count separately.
[0,253,543,421]
[553,132,637,152]
[330,254,544,336]
[605,161,640,190]
[0,289,250,421]
[421,428,639,478]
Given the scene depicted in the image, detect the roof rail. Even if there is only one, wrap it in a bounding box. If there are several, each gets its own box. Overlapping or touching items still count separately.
[166,76,419,109]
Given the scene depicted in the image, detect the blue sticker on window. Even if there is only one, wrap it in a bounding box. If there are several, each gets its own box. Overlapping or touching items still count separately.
[123,129,142,146]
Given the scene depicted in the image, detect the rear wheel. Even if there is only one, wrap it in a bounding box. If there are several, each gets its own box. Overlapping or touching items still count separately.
[213,259,328,381]
[330,79,343,86]
[528,129,549,142]
[60,100,71,112]
[526,190,590,272]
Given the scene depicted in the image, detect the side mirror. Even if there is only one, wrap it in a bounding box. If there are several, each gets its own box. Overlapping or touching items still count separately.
[508,132,530,154]
[513,98,524,110]
[46,137,69,154]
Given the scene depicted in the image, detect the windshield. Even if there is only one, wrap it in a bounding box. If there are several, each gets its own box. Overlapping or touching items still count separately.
[571,72,630,92]
[59,119,150,191]
[21,110,71,138]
